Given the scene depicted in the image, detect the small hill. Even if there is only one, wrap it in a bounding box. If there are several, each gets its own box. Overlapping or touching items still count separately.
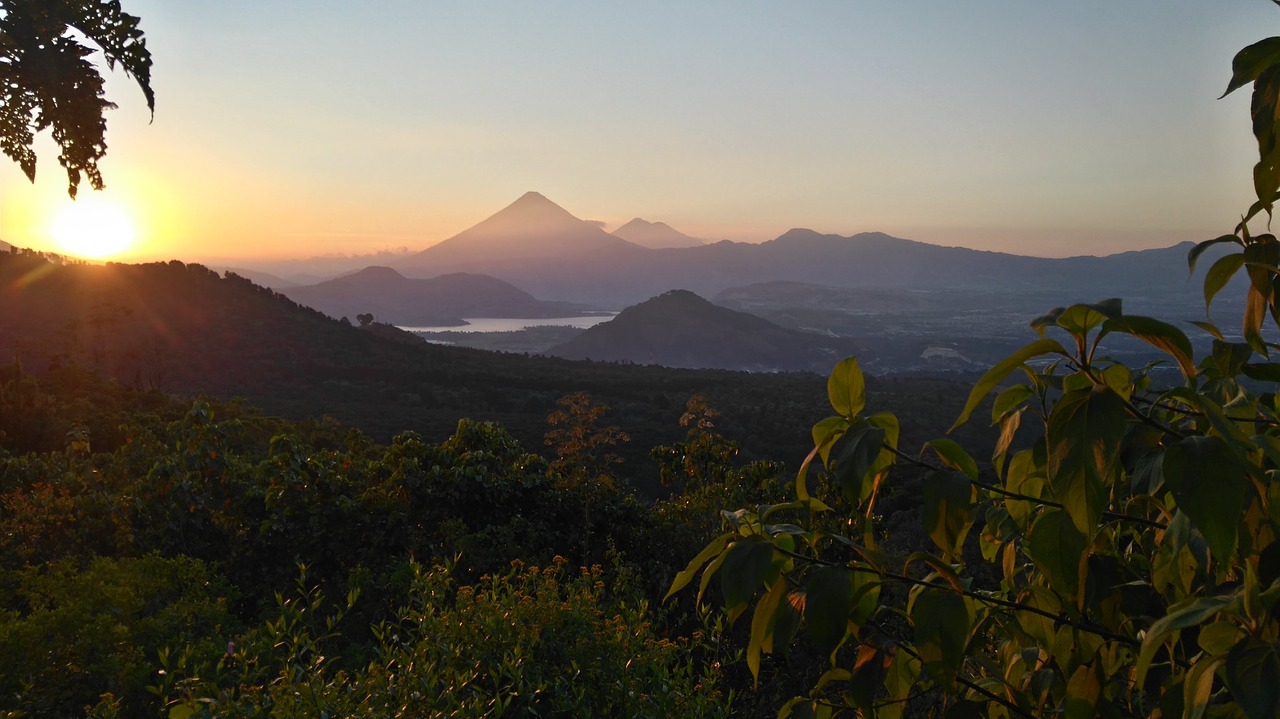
[546,289,858,372]
[611,218,705,249]
[399,192,646,278]
[281,266,570,326]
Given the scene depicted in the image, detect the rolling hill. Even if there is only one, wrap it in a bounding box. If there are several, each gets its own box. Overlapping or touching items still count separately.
[280,266,574,326]
[547,289,859,372]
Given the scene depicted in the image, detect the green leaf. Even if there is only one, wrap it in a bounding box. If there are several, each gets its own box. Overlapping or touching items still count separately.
[1245,284,1268,355]
[923,438,979,480]
[1026,509,1087,598]
[1046,386,1126,535]
[1136,594,1238,685]
[1224,638,1280,719]
[1204,253,1246,310]
[1101,315,1197,379]
[665,532,732,602]
[911,588,971,689]
[748,577,787,682]
[828,357,866,418]
[811,415,849,465]
[1163,435,1248,564]
[922,470,975,560]
[1190,234,1244,273]
[1064,663,1101,719]
[720,538,776,617]
[1223,37,1280,97]
[804,565,854,658]
[1242,362,1280,382]
[1055,300,1122,337]
[952,338,1069,431]
[828,422,886,503]
[1184,655,1225,719]
[1213,340,1254,378]
[992,383,1034,423]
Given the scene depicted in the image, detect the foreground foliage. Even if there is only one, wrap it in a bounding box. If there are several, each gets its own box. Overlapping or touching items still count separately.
[669,22,1280,719]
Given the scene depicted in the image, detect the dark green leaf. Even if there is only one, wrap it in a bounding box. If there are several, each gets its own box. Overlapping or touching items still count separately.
[1223,37,1280,97]
[720,538,775,616]
[923,438,979,479]
[1224,638,1280,719]
[1242,362,1280,382]
[804,565,854,658]
[1190,234,1245,273]
[911,588,970,689]
[1163,435,1248,564]
[1136,596,1238,685]
[1026,509,1087,598]
[1204,253,1246,311]
[922,470,974,559]
[1046,387,1126,535]
[828,422,886,503]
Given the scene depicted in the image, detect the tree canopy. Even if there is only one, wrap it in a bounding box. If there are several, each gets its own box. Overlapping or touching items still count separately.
[0,0,153,198]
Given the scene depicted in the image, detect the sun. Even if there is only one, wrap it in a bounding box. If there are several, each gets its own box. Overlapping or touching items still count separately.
[50,195,137,260]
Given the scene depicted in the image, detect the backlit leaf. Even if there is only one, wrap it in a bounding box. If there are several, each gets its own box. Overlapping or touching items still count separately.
[952,338,1069,431]
[827,357,866,418]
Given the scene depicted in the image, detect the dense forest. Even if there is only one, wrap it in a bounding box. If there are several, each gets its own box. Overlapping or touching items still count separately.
[0,250,998,718]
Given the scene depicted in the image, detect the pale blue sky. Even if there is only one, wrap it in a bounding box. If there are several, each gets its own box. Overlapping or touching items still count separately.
[1,0,1276,260]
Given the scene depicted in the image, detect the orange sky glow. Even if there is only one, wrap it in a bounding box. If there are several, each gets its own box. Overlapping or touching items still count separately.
[0,1,1274,266]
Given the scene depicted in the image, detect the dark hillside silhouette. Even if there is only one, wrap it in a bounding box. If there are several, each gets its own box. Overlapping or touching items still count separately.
[281,266,574,326]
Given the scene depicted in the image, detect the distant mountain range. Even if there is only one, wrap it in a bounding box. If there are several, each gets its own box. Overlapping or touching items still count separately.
[610,218,705,249]
[390,192,1225,308]
[279,266,575,326]
[547,289,858,373]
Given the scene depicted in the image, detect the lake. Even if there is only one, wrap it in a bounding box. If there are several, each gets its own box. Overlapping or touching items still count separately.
[399,315,616,334]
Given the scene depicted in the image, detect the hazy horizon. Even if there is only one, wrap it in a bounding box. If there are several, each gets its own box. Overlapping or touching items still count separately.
[0,1,1274,264]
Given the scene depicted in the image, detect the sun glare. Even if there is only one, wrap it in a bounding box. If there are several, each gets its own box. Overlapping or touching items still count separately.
[50,195,137,260]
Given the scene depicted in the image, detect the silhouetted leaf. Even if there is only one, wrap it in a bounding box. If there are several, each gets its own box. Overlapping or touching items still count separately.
[1223,37,1280,97]
[1190,234,1244,273]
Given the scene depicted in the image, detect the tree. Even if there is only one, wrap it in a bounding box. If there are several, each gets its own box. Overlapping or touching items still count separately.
[670,17,1280,719]
[0,0,154,198]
